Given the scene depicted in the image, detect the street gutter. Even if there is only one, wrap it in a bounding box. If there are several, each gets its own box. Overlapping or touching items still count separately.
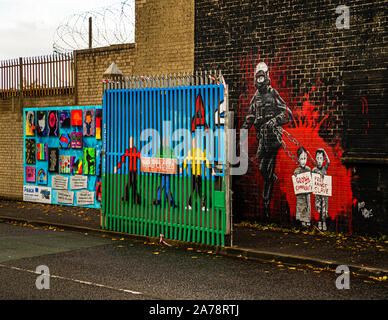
[1,215,387,278]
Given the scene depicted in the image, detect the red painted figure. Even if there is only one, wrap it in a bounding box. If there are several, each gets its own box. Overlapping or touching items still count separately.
[116,138,142,205]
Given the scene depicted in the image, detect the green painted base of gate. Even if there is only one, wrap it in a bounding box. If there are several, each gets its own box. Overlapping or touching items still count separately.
[102,173,226,247]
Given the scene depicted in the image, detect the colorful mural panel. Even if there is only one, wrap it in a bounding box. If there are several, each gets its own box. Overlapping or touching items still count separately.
[48,110,59,136]
[83,148,95,175]
[83,109,95,137]
[48,148,59,173]
[25,139,36,164]
[25,166,36,183]
[59,133,71,149]
[59,110,71,128]
[37,111,48,136]
[71,109,83,126]
[71,156,83,174]
[95,109,102,139]
[23,106,102,209]
[37,168,48,185]
[25,111,35,136]
[36,143,47,161]
[59,155,71,174]
[71,132,83,149]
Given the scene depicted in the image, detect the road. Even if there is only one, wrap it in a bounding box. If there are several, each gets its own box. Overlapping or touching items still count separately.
[0,220,387,301]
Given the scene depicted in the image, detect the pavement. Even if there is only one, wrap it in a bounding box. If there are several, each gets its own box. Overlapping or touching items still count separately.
[0,199,387,277]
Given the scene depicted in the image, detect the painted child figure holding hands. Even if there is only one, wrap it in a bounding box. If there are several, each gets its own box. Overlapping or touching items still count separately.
[294,147,312,227]
[312,148,330,231]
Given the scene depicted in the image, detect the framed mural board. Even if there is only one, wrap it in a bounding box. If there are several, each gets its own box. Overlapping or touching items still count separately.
[23,105,102,209]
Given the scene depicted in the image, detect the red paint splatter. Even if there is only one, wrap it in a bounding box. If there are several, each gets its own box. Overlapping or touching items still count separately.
[276,104,353,224]
[238,44,354,229]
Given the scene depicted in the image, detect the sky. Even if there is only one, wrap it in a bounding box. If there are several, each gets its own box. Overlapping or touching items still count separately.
[0,0,135,60]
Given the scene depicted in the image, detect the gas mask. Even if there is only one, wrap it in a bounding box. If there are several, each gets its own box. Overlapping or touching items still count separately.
[254,62,270,90]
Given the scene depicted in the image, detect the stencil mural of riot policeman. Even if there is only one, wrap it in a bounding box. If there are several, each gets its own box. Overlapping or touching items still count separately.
[242,62,293,219]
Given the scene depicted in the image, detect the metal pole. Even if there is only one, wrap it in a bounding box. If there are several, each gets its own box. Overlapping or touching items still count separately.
[19,57,23,115]
[89,17,92,49]
[224,82,232,246]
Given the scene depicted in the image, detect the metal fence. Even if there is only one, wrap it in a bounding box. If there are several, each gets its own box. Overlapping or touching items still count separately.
[102,71,232,246]
[0,53,74,98]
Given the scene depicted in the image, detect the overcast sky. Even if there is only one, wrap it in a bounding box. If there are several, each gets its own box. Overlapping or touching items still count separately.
[0,0,134,60]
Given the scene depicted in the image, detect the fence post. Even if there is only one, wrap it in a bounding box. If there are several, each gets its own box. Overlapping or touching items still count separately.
[18,57,23,115]
[89,17,93,49]
[73,51,78,105]
[224,80,232,246]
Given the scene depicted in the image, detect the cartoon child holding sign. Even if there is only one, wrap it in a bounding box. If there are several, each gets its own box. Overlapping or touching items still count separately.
[293,147,312,227]
[312,148,330,231]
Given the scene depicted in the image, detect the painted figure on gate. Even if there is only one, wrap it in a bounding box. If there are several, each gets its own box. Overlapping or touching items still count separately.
[242,62,293,219]
[312,148,330,231]
[116,137,142,205]
[153,143,177,208]
[183,137,211,211]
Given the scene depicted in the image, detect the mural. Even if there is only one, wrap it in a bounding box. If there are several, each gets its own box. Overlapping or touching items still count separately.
[96,109,102,140]
[48,148,59,173]
[25,139,36,165]
[37,168,48,185]
[312,148,330,231]
[96,181,102,202]
[25,111,35,136]
[241,62,292,220]
[48,110,59,136]
[183,138,211,210]
[102,85,227,246]
[115,138,142,205]
[25,167,36,183]
[237,47,366,234]
[59,133,71,149]
[83,109,95,137]
[23,106,102,208]
[71,132,83,149]
[153,145,177,208]
[293,147,312,227]
[59,110,71,128]
[37,111,48,136]
[36,143,47,161]
[71,109,83,126]
[83,148,96,175]
[59,155,71,174]
[71,156,83,174]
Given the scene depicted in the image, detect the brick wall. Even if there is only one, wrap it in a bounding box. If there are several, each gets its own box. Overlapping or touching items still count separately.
[0,95,75,199]
[133,0,194,74]
[194,0,387,235]
[75,43,136,106]
[0,105,23,199]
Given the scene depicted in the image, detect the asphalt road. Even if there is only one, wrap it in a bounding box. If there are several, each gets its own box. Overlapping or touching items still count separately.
[0,220,387,301]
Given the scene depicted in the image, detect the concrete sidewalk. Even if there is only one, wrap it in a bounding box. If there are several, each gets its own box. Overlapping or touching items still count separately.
[0,199,387,276]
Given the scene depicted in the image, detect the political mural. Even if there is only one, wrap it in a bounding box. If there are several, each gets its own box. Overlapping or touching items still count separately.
[23,105,102,208]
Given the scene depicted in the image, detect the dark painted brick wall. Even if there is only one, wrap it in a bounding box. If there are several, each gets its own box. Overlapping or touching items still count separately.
[194,0,387,235]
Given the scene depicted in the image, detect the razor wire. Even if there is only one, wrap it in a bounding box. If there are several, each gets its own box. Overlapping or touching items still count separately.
[53,0,135,54]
